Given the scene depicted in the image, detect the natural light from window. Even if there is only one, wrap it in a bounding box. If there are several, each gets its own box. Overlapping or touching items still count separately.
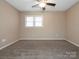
[25,16,43,27]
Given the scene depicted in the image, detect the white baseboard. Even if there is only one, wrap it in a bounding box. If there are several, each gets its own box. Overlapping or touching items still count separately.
[19,38,65,40]
[66,40,79,47]
[0,40,18,50]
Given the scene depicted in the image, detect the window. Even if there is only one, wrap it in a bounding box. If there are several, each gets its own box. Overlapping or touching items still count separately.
[25,16,43,27]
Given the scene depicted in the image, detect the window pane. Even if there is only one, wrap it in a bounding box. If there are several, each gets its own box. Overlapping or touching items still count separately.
[35,16,43,22]
[35,21,43,27]
[26,17,33,22]
[25,16,34,27]
[35,16,43,27]
[25,16,43,27]
[26,21,33,27]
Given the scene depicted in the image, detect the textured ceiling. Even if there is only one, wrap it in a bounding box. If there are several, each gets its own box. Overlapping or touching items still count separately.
[6,0,79,11]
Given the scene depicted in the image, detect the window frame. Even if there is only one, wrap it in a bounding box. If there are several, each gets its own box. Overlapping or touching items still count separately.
[25,15,43,27]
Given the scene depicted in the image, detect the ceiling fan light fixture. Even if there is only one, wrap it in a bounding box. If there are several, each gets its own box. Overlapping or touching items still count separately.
[47,0,56,3]
[39,2,46,7]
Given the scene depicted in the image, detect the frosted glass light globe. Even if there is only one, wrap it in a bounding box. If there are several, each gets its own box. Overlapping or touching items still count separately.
[39,3,46,7]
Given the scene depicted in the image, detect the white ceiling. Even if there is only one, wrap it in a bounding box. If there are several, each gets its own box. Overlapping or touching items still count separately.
[6,0,79,11]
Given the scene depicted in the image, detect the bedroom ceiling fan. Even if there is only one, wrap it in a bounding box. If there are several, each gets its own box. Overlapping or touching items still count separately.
[32,0,56,11]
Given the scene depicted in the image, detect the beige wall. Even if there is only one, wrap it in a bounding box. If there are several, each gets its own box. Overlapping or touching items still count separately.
[66,2,79,45]
[0,0,20,48]
[20,12,66,40]
[0,0,79,49]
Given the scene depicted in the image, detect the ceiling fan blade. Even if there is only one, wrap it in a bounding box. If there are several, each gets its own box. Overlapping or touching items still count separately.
[46,3,56,6]
[42,7,46,11]
[32,4,39,7]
